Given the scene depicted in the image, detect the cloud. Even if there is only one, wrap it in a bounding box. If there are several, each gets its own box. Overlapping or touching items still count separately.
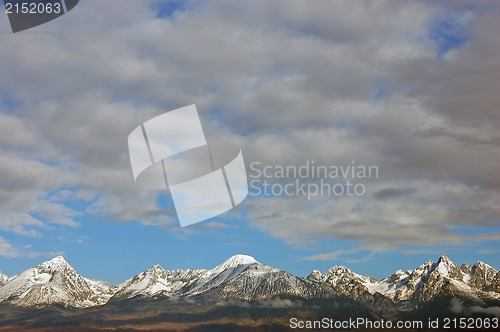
[258,298,296,308]
[0,212,45,238]
[200,222,232,229]
[475,233,500,241]
[245,177,498,251]
[477,249,497,254]
[301,250,345,262]
[0,236,62,259]
[374,188,416,201]
[301,249,373,263]
[401,249,433,255]
[451,298,500,317]
[0,0,498,257]
[0,236,20,258]
[471,306,500,317]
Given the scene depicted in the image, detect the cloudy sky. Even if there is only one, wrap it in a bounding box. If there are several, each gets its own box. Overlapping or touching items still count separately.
[0,0,498,283]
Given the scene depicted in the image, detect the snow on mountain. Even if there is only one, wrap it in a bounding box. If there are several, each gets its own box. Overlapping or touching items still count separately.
[181,255,336,301]
[220,254,258,267]
[306,270,322,282]
[306,255,500,311]
[109,254,335,302]
[0,271,8,286]
[0,256,105,308]
[307,265,376,299]
[469,261,499,291]
[365,258,436,302]
[180,254,261,296]
[0,254,498,309]
[85,279,121,305]
[356,256,499,305]
[111,265,206,300]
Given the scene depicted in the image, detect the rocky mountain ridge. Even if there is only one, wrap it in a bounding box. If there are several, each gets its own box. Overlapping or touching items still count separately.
[307,255,500,311]
[0,254,498,312]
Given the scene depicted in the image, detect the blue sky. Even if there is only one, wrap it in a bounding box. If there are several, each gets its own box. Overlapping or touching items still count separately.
[0,0,499,284]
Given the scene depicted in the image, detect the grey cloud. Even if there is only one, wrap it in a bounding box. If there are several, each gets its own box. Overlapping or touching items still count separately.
[0,236,20,258]
[374,188,416,201]
[0,0,498,256]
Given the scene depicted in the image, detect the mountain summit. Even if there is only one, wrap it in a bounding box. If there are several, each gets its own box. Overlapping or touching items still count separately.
[0,256,103,307]
[220,254,258,267]
[0,255,498,311]
[306,255,500,309]
[0,271,8,286]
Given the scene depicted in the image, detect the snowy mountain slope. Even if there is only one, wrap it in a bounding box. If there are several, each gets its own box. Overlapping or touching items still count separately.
[0,254,498,309]
[373,256,499,304]
[179,254,262,296]
[307,256,500,309]
[111,255,337,302]
[0,271,8,286]
[180,255,337,301]
[0,256,106,308]
[111,265,206,300]
[468,261,500,292]
[85,279,121,305]
[307,265,377,299]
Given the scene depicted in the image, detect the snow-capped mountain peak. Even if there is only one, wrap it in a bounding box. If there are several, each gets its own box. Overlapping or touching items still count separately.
[473,261,495,272]
[36,256,73,273]
[468,261,499,291]
[46,255,66,263]
[220,254,258,268]
[180,255,262,296]
[146,264,167,274]
[307,270,323,282]
[0,271,8,286]
[111,265,207,300]
[0,255,498,309]
[434,255,462,278]
[0,256,102,308]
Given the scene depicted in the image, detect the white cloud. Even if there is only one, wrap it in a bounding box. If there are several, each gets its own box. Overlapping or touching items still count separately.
[0,236,20,258]
[0,0,498,256]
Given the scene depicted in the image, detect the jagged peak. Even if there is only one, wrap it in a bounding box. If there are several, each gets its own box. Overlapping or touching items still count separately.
[325,265,352,274]
[37,256,72,270]
[437,255,455,265]
[1,253,499,309]
[473,261,495,271]
[146,264,165,272]
[307,270,323,281]
[48,255,67,263]
[432,256,463,278]
[415,259,434,270]
[138,264,167,278]
[385,269,410,283]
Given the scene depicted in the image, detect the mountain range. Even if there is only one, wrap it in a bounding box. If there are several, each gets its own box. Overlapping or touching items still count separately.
[0,254,499,316]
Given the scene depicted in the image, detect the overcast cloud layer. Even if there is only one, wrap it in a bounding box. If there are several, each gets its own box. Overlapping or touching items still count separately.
[0,0,498,260]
